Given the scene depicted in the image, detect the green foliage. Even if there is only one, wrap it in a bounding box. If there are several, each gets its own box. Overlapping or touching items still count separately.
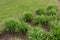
[49,26,60,40]
[48,20,58,30]
[46,5,58,23]
[33,15,47,25]
[15,21,29,34]
[47,5,58,11]
[48,20,60,40]
[22,12,33,22]
[47,5,58,15]
[47,15,57,21]
[52,29,60,40]
[4,19,19,33]
[27,27,50,40]
[1,4,59,40]
[27,26,60,40]
[4,19,29,33]
[33,16,40,25]
[36,8,46,15]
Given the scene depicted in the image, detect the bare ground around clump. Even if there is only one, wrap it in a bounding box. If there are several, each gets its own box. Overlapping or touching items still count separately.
[42,22,50,32]
[0,33,27,40]
[58,0,60,2]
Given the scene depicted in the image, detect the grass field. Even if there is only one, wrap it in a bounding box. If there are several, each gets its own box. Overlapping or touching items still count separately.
[0,0,59,40]
[0,0,58,34]
[0,0,58,22]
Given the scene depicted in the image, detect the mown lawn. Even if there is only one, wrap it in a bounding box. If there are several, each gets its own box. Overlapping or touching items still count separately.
[0,0,58,21]
[0,0,58,33]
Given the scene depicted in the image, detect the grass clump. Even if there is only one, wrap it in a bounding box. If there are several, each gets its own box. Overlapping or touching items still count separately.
[33,15,47,25]
[49,24,60,40]
[4,19,29,34]
[15,21,29,34]
[4,19,19,33]
[27,27,50,40]
[47,20,60,40]
[47,5,58,15]
[27,26,60,40]
[36,8,46,15]
[47,5,58,11]
[47,15,57,21]
[22,12,33,22]
[51,29,60,40]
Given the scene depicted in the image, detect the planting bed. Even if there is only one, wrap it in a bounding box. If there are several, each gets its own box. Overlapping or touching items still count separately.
[0,0,59,40]
[0,33,27,40]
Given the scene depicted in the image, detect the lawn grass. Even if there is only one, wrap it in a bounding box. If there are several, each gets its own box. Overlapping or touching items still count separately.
[0,0,58,32]
[0,0,58,22]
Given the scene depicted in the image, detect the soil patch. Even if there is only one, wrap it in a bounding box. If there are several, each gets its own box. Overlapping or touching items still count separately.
[27,21,37,27]
[0,33,27,40]
[58,0,60,2]
[42,23,50,32]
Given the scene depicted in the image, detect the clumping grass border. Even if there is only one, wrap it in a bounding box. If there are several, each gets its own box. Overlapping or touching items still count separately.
[0,5,60,40]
